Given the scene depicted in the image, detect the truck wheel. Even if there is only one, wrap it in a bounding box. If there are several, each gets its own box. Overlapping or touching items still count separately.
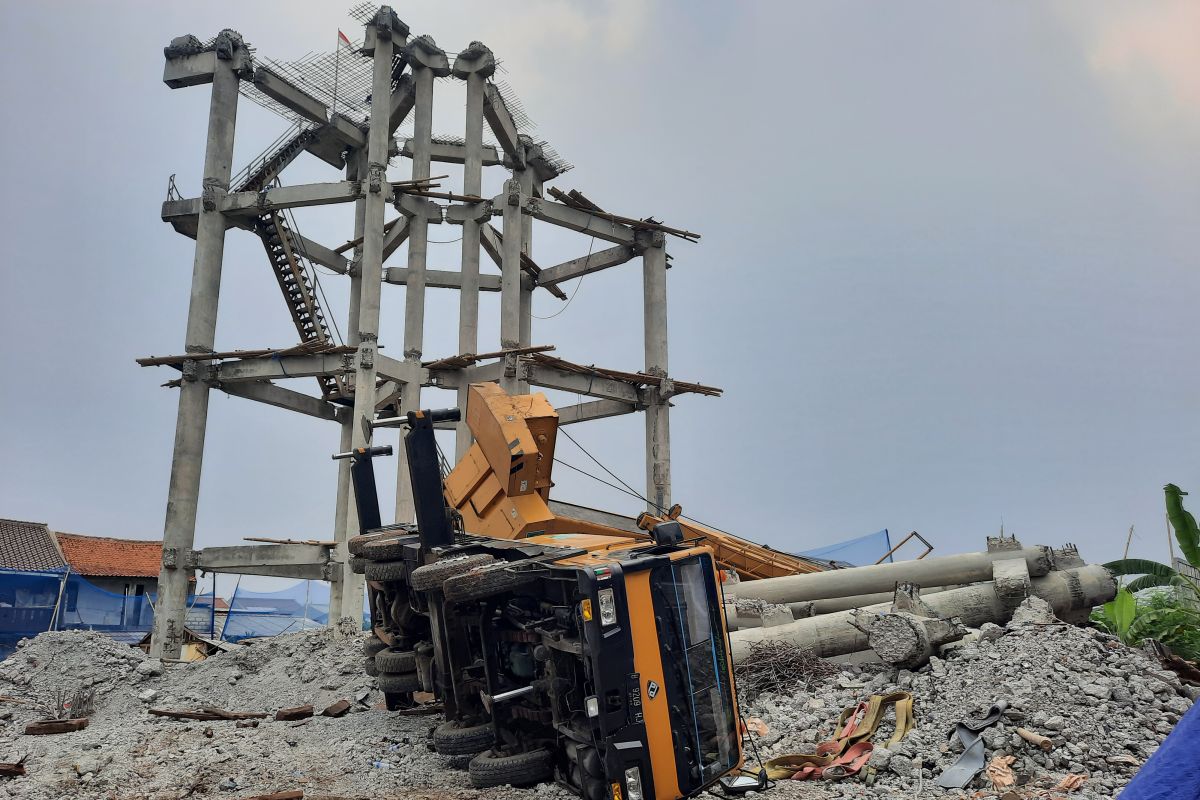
[349,556,368,574]
[363,656,380,677]
[363,637,388,657]
[375,647,417,674]
[443,562,536,603]
[468,748,553,788]
[365,560,408,582]
[361,536,413,561]
[433,721,495,756]
[376,671,421,693]
[410,554,496,592]
[348,532,387,555]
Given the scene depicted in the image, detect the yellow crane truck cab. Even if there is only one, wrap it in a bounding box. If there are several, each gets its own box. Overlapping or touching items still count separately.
[423,529,744,799]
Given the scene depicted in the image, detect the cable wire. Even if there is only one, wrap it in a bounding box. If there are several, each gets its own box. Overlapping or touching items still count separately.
[533,235,595,320]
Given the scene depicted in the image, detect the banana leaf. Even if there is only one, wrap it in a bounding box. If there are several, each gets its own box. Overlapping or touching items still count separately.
[1164,484,1200,569]
[1104,558,1176,578]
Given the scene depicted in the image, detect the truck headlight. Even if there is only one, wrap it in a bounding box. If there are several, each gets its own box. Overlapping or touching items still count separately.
[585,695,600,718]
[598,588,617,626]
[624,766,644,800]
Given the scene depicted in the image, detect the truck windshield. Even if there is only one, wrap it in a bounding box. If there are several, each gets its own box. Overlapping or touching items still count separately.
[649,554,739,792]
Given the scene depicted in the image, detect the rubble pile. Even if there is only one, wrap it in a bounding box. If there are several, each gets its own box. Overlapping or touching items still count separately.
[741,598,1196,799]
[0,598,1190,799]
[0,628,571,800]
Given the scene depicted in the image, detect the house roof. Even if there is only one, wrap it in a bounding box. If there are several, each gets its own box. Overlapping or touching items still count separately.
[54,532,164,578]
[0,518,66,572]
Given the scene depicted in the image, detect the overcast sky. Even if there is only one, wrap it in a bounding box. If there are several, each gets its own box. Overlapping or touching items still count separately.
[1,1,1197,590]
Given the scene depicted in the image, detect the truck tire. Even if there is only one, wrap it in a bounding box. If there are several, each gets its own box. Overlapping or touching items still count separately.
[376,671,421,693]
[349,556,368,574]
[364,656,380,677]
[433,721,495,756]
[348,532,387,556]
[410,554,496,592]
[468,748,553,788]
[361,536,413,561]
[365,560,408,582]
[363,637,388,657]
[443,562,536,603]
[375,647,417,674]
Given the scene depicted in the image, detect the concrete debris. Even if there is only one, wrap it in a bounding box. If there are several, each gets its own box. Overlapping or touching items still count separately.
[0,628,573,800]
[0,597,1190,799]
[739,598,1194,799]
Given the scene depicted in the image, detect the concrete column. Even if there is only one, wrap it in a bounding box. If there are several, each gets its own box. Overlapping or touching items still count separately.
[642,236,671,512]
[151,32,242,659]
[732,545,1055,606]
[452,43,495,458]
[395,37,449,522]
[330,149,368,624]
[517,169,538,351]
[728,565,1116,663]
[499,178,524,393]
[342,10,401,623]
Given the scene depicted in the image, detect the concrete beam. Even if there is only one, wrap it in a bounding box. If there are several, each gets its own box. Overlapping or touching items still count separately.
[522,198,637,245]
[192,543,331,581]
[401,139,503,167]
[210,354,353,383]
[482,83,524,168]
[538,244,637,288]
[389,73,416,133]
[427,360,504,390]
[217,380,349,424]
[556,398,638,425]
[164,50,218,88]
[292,232,350,274]
[522,363,642,404]
[382,215,411,261]
[385,267,501,291]
[221,181,367,216]
[375,353,427,386]
[251,68,329,125]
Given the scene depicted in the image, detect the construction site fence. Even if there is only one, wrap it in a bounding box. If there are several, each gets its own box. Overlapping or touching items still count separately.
[801,529,893,567]
[0,568,218,659]
[221,580,369,642]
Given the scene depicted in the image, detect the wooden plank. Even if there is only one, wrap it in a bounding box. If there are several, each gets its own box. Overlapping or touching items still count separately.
[275,705,314,722]
[24,717,88,735]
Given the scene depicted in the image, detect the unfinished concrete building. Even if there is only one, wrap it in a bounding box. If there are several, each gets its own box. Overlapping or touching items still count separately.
[144,6,713,658]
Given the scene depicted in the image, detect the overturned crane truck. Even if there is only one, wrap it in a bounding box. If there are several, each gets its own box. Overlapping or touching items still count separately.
[339,389,745,800]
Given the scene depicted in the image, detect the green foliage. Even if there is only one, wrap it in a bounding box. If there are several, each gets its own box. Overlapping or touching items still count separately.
[1092,588,1137,642]
[1164,483,1200,569]
[1091,484,1200,660]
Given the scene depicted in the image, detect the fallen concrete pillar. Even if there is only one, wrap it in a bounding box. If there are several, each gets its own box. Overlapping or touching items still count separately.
[729,564,1115,663]
[733,545,1054,606]
[851,609,968,669]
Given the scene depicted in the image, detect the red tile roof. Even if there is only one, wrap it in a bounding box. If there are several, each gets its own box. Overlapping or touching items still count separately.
[0,518,66,572]
[54,533,164,578]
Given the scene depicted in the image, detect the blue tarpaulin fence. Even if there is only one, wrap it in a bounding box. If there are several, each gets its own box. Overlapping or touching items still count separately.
[801,529,892,567]
[221,581,369,641]
[0,568,217,658]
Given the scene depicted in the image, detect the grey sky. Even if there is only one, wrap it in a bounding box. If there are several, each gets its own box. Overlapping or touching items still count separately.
[1,1,1196,587]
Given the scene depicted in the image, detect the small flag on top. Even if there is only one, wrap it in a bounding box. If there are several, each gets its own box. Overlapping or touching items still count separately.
[338,30,352,47]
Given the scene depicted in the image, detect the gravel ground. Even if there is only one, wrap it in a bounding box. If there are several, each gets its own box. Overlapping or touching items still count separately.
[0,599,1191,799]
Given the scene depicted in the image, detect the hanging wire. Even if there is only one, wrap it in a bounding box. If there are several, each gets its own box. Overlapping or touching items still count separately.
[556,428,749,539]
[533,235,595,320]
